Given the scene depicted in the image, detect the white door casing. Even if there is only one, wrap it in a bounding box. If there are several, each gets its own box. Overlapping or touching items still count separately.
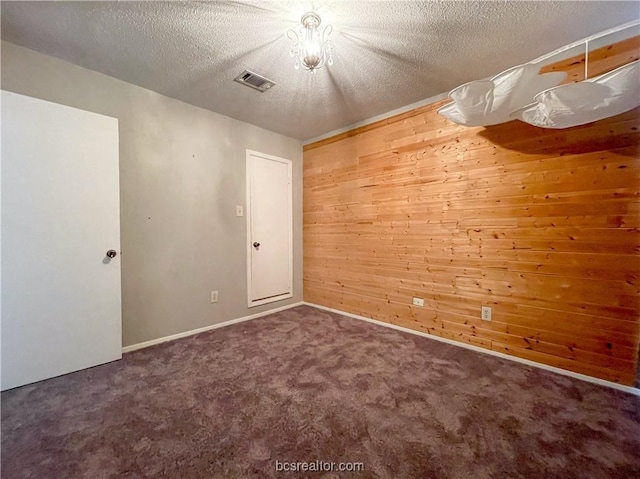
[1,91,122,391]
[246,150,292,307]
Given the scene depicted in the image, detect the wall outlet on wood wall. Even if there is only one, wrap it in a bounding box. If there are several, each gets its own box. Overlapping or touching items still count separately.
[481,306,492,321]
[412,297,424,307]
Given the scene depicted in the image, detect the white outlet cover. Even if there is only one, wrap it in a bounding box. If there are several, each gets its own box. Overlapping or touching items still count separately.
[211,291,219,303]
[481,306,492,321]
[412,297,424,307]
[236,205,243,217]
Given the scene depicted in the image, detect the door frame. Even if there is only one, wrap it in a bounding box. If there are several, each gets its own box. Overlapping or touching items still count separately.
[246,149,293,308]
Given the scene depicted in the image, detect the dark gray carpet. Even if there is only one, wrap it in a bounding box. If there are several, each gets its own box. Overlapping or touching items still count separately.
[2,305,639,478]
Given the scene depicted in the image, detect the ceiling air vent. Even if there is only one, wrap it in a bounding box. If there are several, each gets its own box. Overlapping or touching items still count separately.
[233,70,276,92]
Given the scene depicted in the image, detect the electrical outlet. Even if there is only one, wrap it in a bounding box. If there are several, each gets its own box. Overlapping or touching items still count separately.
[236,205,243,217]
[481,306,492,321]
[412,297,424,307]
[210,291,219,303]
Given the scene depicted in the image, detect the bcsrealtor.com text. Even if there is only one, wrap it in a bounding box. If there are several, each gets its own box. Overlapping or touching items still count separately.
[275,460,364,473]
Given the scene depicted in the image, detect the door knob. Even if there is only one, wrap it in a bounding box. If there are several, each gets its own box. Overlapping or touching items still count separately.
[106,250,117,258]
[253,242,260,248]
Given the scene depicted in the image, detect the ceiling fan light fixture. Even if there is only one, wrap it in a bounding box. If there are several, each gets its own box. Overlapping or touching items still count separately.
[287,11,334,73]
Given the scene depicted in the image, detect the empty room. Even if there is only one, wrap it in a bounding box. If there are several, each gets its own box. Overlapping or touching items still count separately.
[1,1,639,478]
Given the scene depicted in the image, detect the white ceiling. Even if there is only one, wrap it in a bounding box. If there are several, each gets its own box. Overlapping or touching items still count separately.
[2,1,639,141]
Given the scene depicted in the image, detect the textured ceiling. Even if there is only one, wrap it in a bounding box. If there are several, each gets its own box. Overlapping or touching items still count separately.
[2,1,639,141]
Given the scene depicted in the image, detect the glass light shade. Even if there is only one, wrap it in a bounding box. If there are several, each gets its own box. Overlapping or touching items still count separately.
[287,12,333,72]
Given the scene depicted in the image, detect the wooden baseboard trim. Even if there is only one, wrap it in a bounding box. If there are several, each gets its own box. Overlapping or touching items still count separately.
[303,302,640,396]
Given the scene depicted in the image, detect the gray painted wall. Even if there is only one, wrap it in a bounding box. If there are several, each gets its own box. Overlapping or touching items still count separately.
[1,41,303,347]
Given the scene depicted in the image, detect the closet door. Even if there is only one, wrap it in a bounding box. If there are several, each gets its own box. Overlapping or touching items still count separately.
[246,150,292,307]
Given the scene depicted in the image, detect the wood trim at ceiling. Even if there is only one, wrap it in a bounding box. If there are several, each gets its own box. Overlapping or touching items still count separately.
[303,102,446,153]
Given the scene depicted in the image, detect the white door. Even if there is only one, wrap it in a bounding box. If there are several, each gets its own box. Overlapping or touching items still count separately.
[246,150,292,307]
[1,91,122,391]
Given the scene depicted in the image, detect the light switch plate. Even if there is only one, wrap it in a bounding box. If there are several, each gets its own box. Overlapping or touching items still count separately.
[236,205,243,217]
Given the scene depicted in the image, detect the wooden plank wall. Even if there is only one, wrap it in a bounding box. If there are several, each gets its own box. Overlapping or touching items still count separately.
[303,37,640,385]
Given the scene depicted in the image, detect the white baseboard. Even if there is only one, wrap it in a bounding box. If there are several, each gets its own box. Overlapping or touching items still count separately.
[122,302,304,354]
[304,302,640,397]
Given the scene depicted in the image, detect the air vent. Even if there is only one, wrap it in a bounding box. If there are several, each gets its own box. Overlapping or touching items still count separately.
[233,70,276,92]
